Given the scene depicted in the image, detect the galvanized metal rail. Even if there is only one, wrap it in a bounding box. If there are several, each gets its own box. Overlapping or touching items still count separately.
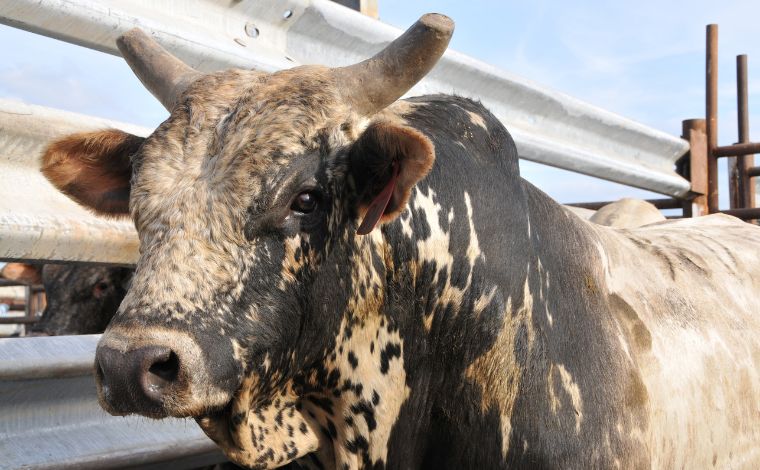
[0,99,142,264]
[0,335,227,469]
[0,0,691,197]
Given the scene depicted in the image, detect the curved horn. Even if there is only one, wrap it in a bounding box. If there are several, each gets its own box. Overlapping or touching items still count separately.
[333,13,454,116]
[116,28,201,110]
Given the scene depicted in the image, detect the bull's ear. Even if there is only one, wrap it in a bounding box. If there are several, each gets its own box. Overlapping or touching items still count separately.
[40,129,144,216]
[0,263,42,285]
[349,121,434,235]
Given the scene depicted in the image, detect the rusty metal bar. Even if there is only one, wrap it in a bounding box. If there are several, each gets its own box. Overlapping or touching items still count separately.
[736,54,755,208]
[706,24,719,213]
[720,207,760,220]
[748,166,760,178]
[714,141,760,157]
[681,119,709,217]
[0,298,26,310]
[0,317,38,325]
[566,198,682,211]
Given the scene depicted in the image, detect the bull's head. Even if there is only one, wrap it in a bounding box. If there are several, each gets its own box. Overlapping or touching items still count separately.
[41,14,453,469]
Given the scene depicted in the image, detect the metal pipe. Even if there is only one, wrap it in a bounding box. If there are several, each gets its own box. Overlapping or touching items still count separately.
[713,141,760,157]
[566,198,682,210]
[706,24,719,213]
[681,119,709,217]
[0,317,38,324]
[720,207,760,220]
[748,166,760,178]
[736,54,754,207]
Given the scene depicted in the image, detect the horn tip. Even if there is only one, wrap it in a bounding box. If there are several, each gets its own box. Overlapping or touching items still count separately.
[116,27,150,51]
[419,13,455,36]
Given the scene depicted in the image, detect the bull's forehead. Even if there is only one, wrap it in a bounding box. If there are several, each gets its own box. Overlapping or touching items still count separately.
[129,66,361,234]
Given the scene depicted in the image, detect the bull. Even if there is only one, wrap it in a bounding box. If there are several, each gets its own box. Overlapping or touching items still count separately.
[588,198,665,228]
[33,264,132,335]
[40,14,760,469]
[0,262,131,335]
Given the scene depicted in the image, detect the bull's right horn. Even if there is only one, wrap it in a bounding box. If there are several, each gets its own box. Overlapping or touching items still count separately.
[116,28,201,111]
[333,13,454,116]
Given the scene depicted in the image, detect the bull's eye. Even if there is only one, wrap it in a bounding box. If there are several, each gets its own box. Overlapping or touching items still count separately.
[93,281,109,298]
[291,191,318,214]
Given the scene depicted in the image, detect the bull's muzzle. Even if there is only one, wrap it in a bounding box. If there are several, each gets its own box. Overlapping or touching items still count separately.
[95,343,182,416]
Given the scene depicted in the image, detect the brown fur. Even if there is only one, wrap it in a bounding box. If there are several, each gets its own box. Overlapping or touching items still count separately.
[40,129,143,215]
[0,262,41,284]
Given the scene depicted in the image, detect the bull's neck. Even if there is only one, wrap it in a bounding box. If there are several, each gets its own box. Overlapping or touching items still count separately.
[366,179,599,466]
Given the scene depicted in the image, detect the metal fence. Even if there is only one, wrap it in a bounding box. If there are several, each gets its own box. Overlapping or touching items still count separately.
[0,0,698,468]
[0,0,691,197]
[0,335,226,469]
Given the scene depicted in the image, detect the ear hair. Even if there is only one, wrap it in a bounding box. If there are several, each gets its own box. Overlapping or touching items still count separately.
[350,121,435,233]
[40,129,144,216]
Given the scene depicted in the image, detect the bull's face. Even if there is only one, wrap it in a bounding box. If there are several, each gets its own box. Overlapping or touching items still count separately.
[33,264,132,335]
[41,15,452,469]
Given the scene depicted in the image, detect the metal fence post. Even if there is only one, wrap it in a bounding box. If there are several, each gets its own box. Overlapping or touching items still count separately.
[706,24,720,213]
[682,119,709,217]
[736,54,755,208]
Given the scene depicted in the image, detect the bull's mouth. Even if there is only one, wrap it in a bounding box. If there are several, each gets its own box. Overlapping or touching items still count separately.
[195,377,321,470]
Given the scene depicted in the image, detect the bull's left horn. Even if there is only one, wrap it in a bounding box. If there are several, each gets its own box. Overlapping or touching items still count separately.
[333,13,454,116]
[116,28,201,111]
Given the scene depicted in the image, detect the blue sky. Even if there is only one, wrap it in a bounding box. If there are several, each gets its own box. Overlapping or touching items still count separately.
[1,0,758,206]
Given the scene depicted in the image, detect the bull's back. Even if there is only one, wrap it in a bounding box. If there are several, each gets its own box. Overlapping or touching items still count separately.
[598,214,760,467]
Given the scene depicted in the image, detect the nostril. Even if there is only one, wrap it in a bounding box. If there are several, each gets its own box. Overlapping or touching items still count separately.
[142,349,179,401]
[148,351,179,386]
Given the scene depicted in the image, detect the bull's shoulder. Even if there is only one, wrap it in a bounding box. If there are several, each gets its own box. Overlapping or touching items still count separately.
[399,94,500,135]
[387,95,519,179]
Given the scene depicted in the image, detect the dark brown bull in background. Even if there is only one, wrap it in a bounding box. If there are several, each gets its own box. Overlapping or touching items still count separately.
[0,262,131,335]
[33,264,132,335]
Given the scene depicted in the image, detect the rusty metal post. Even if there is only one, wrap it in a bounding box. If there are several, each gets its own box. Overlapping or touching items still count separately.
[331,0,378,18]
[682,119,709,217]
[736,54,756,208]
[706,24,720,213]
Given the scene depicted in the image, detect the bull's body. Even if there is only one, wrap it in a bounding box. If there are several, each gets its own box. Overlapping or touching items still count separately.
[588,198,665,228]
[40,14,760,469]
[337,95,760,468]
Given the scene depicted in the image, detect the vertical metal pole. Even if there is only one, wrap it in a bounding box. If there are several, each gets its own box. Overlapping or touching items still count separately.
[24,284,32,322]
[737,54,755,208]
[682,119,709,217]
[706,24,720,213]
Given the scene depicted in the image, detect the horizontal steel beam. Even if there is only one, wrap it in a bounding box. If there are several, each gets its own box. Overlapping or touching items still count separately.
[567,198,681,211]
[720,207,760,220]
[0,99,141,264]
[714,141,760,157]
[0,0,691,196]
[0,335,227,469]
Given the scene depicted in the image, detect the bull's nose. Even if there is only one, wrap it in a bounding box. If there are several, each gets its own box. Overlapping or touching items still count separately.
[95,344,180,415]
